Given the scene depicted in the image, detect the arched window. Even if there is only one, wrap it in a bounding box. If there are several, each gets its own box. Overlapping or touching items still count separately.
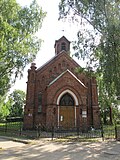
[38,92,42,113]
[59,93,75,106]
[61,42,66,51]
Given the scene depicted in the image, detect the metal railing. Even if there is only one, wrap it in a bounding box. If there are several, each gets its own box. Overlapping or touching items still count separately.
[0,118,120,140]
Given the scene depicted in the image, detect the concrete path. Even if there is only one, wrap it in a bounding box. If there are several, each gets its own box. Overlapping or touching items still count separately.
[0,138,120,160]
[0,137,26,149]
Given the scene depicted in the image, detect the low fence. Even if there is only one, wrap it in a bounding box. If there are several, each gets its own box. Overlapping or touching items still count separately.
[0,119,37,139]
[0,118,120,140]
[35,125,102,140]
[116,125,120,141]
[0,117,23,137]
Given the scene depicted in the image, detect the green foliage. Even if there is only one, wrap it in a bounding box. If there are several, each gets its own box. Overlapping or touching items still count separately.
[0,89,26,120]
[59,0,120,123]
[0,0,46,96]
[59,0,120,97]
[7,90,26,117]
[97,75,119,124]
[0,96,9,120]
[0,103,10,120]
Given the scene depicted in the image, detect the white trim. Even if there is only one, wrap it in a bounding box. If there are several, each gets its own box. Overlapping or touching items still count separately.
[57,89,78,127]
[58,106,60,127]
[75,106,76,127]
[57,89,78,105]
[48,69,87,88]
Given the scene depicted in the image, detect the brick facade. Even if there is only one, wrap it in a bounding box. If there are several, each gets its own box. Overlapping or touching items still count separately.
[23,36,100,130]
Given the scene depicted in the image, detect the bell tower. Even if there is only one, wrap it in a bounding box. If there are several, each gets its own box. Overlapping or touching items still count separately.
[54,36,70,55]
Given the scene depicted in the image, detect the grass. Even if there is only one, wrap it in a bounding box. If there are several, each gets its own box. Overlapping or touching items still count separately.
[0,122,22,130]
[54,136,102,143]
[103,124,115,130]
[0,131,34,142]
[0,123,6,126]
[102,125,116,139]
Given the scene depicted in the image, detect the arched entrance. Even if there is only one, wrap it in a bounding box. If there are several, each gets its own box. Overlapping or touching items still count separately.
[57,89,78,128]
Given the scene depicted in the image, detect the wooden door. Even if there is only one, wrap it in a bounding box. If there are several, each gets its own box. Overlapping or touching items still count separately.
[59,106,75,128]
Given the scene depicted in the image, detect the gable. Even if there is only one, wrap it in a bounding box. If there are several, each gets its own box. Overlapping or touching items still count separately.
[37,51,80,74]
[48,69,87,89]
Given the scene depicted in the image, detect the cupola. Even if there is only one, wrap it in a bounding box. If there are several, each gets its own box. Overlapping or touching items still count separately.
[54,36,70,55]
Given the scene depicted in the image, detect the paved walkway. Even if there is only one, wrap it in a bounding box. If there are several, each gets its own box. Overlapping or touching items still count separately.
[0,137,26,149]
[0,138,120,160]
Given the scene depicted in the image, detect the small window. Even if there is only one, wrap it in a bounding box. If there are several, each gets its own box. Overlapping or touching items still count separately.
[38,105,42,113]
[38,93,42,113]
[49,70,52,79]
[62,60,66,67]
[58,63,61,70]
[54,66,57,72]
[42,76,45,82]
[49,69,52,74]
[61,42,66,51]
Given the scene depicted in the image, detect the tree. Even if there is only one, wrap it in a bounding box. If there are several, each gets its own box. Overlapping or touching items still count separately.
[7,90,26,117]
[0,101,10,120]
[0,0,46,96]
[97,75,117,124]
[59,0,120,123]
[0,96,10,120]
[59,0,120,97]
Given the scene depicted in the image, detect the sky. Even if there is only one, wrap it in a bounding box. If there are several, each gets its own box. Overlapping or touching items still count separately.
[11,0,85,93]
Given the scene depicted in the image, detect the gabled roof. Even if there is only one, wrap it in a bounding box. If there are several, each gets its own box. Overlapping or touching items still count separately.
[37,51,80,73]
[54,36,70,47]
[48,69,87,88]
[37,53,58,71]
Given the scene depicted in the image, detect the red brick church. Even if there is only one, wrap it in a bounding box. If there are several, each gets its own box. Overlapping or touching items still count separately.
[23,36,100,130]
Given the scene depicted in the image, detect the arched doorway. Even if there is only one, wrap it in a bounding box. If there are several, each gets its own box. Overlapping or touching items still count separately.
[57,89,78,128]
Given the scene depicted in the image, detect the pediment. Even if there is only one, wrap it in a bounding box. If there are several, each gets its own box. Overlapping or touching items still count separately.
[48,69,87,88]
[37,51,80,73]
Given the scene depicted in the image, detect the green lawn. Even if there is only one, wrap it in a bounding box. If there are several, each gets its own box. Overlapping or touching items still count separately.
[102,125,116,139]
[0,122,23,130]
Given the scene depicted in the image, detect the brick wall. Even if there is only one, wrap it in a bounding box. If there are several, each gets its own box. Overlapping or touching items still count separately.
[23,45,100,130]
